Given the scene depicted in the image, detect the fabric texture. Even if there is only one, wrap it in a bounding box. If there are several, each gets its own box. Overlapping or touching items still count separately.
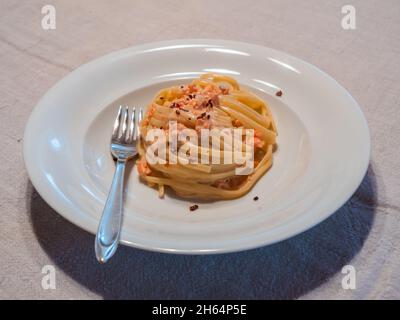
[0,0,399,299]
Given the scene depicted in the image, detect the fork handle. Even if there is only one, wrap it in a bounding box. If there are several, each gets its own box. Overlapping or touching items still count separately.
[95,159,126,263]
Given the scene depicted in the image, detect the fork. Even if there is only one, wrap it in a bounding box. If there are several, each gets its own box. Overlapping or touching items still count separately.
[95,106,143,263]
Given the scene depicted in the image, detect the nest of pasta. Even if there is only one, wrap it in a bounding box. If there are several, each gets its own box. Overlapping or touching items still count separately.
[137,74,277,200]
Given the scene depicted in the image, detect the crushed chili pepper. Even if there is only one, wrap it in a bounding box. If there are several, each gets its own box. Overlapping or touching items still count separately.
[197,112,207,119]
[190,204,199,212]
[276,90,283,97]
[253,196,259,201]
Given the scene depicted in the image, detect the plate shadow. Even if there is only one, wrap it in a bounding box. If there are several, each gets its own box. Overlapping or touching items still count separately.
[27,165,377,299]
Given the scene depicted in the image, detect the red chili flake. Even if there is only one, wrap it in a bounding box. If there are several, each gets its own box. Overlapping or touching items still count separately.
[207,114,211,119]
[253,196,259,201]
[160,97,164,100]
[180,85,184,89]
[181,108,189,112]
[197,112,207,119]
[190,204,199,212]
[188,118,192,121]
[175,110,180,115]
[276,90,283,97]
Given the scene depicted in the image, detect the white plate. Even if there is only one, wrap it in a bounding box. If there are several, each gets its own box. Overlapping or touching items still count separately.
[23,39,370,254]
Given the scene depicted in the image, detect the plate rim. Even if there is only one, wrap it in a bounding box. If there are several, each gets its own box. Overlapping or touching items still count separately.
[23,39,371,254]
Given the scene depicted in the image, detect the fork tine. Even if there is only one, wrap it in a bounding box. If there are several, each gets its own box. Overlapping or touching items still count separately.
[132,107,142,141]
[137,108,143,138]
[119,106,129,140]
[112,106,123,139]
[128,107,135,142]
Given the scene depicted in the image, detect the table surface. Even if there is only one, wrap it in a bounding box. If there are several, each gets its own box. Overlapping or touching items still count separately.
[1,0,399,299]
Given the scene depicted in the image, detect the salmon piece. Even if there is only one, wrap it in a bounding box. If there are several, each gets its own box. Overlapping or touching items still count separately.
[233,119,242,127]
[254,137,264,148]
[195,118,211,131]
[214,176,246,189]
[253,129,265,148]
[147,105,156,117]
[187,84,198,93]
[171,82,222,111]
[137,158,151,176]
[219,85,229,95]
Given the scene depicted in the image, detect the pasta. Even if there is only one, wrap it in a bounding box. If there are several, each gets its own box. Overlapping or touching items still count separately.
[137,74,277,200]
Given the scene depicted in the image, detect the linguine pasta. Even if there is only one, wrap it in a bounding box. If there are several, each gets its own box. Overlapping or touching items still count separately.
[137,74,277,200]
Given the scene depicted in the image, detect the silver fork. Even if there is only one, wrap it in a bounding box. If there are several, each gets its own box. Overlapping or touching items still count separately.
[95,105,143,263]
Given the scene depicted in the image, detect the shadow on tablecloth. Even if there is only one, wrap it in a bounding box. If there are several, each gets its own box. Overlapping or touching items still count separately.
[27,165,377,299]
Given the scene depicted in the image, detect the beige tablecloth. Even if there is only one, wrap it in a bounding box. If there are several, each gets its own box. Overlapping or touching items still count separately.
[1,0,399,299]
